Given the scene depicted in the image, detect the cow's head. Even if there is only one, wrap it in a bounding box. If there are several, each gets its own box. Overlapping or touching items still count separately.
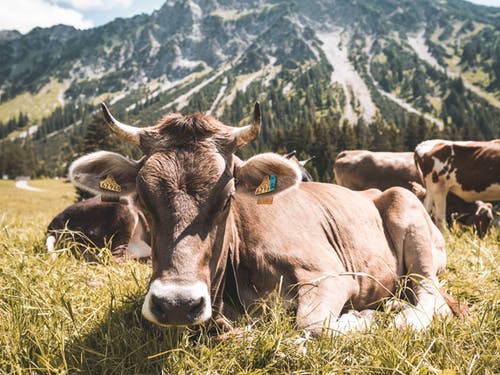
[69,103,301,327]
[463,201,494,238]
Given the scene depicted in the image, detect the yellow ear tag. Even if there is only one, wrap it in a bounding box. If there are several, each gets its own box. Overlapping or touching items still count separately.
[99,174,122,192]
[255,175,276,195]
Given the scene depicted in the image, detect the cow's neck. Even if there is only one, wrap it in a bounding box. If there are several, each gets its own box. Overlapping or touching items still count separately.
[209,209,244,321]
[226,196,301,312]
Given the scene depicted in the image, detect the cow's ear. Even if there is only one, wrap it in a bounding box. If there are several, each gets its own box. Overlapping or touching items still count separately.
[69,151,140,198]
[235,153,301,198]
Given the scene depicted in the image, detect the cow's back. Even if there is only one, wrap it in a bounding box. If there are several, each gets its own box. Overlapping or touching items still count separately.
[334,150,418,191]
[415,140,500,201]
[47,197,136,249]
[452,142,500,195]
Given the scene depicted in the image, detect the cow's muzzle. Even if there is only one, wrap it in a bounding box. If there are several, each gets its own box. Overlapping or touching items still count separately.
[141,280,212,326]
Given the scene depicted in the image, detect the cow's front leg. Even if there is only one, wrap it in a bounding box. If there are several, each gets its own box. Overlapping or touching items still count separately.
[432,192,448,231]
[375,188,452,330]
[423,188,434,215]
[295,275,370,337]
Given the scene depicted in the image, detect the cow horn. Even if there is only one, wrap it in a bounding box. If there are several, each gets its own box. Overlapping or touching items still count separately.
[101,103,141,146]
[299,155,315,166]
[233,102,261,147]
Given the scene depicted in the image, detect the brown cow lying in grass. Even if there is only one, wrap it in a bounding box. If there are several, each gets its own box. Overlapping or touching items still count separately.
[68,102,467,336]
[46,195,151,261]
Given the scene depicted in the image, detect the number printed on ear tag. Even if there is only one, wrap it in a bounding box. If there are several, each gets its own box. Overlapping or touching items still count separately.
[255,175,277,195]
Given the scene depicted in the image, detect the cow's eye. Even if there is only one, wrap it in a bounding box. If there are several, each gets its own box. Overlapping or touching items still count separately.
[137,193,151,214]
[223,195,233,211]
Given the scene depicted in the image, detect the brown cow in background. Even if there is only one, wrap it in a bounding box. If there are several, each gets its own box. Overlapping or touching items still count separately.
[46,195,151,260]
[334,148,496,236]
[333,150,418,191]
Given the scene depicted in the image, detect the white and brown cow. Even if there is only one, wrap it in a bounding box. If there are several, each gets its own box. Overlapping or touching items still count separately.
[46,195,151,260]
[333,150,419,191]
[68,103,466,336]
[414,139,500,230]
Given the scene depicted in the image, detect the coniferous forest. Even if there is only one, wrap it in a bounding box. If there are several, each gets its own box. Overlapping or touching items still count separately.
[1,59,497,183]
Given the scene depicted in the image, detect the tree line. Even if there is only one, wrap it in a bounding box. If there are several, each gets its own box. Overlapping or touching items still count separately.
[0,58,497,181]
[0,112,29,139]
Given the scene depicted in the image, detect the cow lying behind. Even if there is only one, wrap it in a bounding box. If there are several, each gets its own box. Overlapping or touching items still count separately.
[334,150,419,191]
[409,182,494,238]
[68,102,467,336]
[46,195,151,260]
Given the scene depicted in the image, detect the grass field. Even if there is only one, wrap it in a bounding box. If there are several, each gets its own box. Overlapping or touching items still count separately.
[0,79,69,124]
[0,179,498,374]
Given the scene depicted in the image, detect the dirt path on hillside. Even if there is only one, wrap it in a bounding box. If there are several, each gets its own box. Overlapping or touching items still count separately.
[15,180,46,192]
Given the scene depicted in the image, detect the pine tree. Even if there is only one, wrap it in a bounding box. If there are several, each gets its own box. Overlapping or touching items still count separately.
[0,140,33,177]
[80,114,120,154]
[404,114,419,151]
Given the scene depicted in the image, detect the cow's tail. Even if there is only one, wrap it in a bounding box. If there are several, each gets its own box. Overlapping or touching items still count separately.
[439,289,471,318]
[46,234,57,259]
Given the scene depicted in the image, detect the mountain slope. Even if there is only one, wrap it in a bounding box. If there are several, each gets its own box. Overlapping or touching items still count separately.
[0,0,498,178]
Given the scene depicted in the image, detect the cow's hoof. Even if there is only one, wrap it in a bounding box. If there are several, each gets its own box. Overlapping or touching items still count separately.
[295,330,312,355]
[393,308,431,331]
[385,299,409,312]
[325,309,377,335]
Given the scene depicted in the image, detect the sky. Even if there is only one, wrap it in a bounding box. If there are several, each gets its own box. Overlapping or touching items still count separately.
[0,0,499,34]
[0,0,165,34]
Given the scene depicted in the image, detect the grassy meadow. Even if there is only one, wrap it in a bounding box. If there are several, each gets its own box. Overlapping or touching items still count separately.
[0,179,498,374]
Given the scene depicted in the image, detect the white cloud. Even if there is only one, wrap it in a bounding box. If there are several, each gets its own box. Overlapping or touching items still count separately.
[466,0,500,6]
[0,0,93,34]
[56,0,134,11]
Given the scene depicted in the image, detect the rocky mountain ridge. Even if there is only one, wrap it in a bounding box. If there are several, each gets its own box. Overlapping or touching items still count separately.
[0,0,498,178]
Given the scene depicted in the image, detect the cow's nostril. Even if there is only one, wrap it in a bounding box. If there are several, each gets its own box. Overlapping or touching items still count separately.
[151,294,169,315]
[188,296,206,319]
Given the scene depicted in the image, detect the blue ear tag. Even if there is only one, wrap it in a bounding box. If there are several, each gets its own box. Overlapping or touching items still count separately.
[269,175,276,191]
